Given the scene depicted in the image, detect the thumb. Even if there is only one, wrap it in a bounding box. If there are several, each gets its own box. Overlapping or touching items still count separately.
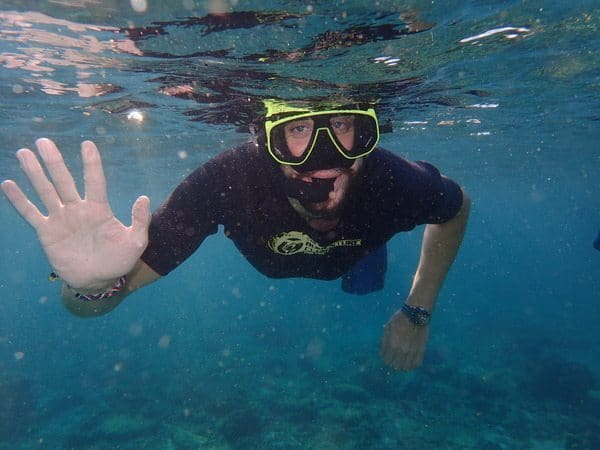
[131,195,151,236]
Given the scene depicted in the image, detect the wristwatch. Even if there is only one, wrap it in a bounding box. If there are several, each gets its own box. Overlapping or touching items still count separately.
[401,303,431,326]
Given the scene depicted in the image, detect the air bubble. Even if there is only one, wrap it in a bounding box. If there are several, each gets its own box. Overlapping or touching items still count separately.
[158,335,171,348]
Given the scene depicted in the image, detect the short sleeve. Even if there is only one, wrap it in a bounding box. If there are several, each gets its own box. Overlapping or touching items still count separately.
[360,151,464,231]
[140,159,227,275]
[411,161,463,225]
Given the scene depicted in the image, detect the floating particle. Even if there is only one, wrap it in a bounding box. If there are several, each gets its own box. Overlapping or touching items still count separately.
[158,335,172,348]
[129,322,143,336]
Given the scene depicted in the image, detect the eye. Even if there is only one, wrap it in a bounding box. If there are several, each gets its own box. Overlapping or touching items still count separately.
[291,124,309,134]
[284,119,313,138]
[330,116,354,134]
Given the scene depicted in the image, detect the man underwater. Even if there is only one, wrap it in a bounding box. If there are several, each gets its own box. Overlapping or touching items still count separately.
[2,99,470,371]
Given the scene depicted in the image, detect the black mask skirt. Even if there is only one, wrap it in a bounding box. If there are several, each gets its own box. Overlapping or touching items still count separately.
[282,176,336,203]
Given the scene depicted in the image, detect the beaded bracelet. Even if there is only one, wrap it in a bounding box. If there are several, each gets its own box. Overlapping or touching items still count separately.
[49,272,127,301]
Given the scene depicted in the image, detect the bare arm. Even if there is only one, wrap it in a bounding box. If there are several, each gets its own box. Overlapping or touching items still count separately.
[381,189,471,370]
[407,190,471,311]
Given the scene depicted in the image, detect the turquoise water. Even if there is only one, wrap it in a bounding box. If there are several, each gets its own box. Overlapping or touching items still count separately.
[0,1,599,448]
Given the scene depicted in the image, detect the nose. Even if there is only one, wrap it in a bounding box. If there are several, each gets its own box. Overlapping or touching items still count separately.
[295,129,352,173]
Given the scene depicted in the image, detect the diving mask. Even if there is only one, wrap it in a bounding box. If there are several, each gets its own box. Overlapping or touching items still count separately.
[263,100,380,170]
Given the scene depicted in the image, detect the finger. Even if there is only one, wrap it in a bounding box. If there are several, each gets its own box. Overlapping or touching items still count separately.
[382,329,403,362]
[389,342,416,371]
[389,350,404,369]
[381,342,400,368]
[380,345,394,366]
[16,148,62,213]
[81,140,107,203]
[401,353,414,371]
[1,180,46,229]
[399,349,421,371]
[36,138,81,204]
[131,195,151,238]
[411,349,425,369]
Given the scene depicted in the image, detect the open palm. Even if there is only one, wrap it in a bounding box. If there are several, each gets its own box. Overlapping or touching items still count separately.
[1,139,151,290]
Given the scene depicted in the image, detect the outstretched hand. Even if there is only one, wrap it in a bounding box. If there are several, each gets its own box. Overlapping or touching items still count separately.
[1,138,151,290]
[380,309,429,371]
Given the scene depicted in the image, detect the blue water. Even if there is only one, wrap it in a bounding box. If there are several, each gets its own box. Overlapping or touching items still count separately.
[0,1,599,448]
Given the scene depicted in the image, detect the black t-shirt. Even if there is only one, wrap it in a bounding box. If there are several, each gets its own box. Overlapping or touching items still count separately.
[141,143,463,280]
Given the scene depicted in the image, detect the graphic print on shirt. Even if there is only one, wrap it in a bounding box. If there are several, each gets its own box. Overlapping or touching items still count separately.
[267,231,362,255]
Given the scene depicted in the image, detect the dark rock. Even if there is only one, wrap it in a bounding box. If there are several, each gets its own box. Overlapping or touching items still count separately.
[219,407,263,445]
[522,359,596,405]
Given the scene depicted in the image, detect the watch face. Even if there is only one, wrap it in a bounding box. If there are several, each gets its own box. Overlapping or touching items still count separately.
[414,311,430,326]
[402,304,430,326]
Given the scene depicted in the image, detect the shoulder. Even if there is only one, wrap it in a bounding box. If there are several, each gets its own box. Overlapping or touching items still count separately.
[361,147,464,224]
[367,147,437,172]
[177,142,280,207]
[202,142,263,172]
[183,142,271,184]
[363,147,448,188]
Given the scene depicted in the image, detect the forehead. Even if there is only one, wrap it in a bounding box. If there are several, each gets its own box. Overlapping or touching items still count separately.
[285,113,354,120]
[277,111,357,122]
[282,114,355,128]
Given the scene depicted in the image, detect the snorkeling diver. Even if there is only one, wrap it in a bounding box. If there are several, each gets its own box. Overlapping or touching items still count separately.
[1,98,470,371]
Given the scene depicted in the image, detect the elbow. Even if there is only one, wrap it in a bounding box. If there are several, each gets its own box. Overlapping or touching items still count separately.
[433,188,470,234]
[60,285,122,318]
[62,298,115,318]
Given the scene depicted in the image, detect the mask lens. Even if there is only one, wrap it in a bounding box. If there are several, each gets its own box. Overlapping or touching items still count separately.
[349,113,379,156]
[328,115,355,151]
[269,118,313,164]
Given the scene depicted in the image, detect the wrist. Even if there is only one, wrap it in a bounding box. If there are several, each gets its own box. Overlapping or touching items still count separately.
[69,276,127,301]
[51,272,127,301]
